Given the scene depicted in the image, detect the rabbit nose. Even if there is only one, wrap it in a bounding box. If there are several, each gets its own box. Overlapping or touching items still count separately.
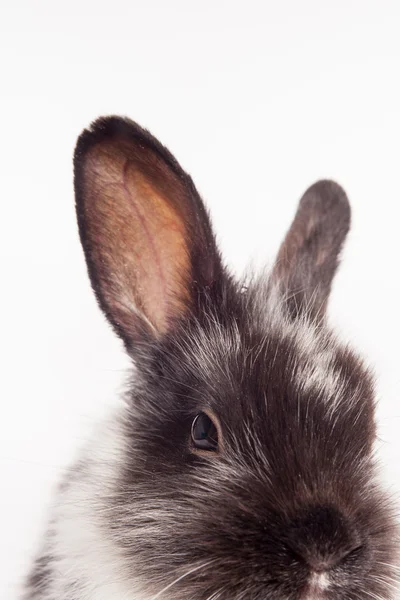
[308,556,339,572]
[307,549,355,572]
[288,505,361,571]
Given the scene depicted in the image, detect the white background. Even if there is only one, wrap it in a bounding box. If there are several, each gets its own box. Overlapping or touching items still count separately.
[1,1,400,598]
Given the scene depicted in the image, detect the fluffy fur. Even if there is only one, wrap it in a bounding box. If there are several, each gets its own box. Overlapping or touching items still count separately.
[25,117,399,600]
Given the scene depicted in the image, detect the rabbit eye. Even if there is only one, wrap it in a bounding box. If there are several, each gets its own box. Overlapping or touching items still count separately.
[191,412,219,451]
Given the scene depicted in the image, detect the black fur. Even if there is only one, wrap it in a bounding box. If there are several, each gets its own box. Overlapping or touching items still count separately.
[107,281,397,600]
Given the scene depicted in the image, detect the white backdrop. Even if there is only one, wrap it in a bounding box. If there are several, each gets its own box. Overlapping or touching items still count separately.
[1,1,400,598]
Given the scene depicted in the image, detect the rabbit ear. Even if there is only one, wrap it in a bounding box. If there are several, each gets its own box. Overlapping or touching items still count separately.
[74,116,223,349]
[272,180,351,322]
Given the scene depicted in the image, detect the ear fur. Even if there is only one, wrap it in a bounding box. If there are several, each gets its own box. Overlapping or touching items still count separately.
[74,116,223,349]
[272,180,351,322]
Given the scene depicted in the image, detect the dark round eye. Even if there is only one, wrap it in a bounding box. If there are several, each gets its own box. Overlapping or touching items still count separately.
[191,412,219,451]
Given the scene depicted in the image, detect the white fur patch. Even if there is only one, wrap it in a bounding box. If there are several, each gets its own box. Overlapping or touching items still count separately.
[310,571,329,591]
[303,571,330,599]
[26,401,148,600]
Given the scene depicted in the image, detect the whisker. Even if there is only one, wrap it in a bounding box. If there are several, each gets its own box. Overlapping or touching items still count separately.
[149,560,216,600]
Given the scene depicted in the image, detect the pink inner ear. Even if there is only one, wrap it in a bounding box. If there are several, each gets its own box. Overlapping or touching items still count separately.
[83,142,191,336]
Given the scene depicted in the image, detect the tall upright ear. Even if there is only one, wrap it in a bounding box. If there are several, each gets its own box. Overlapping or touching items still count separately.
[74,116,223,350]
[272,180,351,322]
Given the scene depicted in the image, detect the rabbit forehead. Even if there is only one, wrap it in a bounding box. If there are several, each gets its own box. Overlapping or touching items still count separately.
[178,278,373,419]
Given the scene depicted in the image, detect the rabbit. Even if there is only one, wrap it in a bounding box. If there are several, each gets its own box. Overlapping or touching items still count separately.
[25,116,399,600]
